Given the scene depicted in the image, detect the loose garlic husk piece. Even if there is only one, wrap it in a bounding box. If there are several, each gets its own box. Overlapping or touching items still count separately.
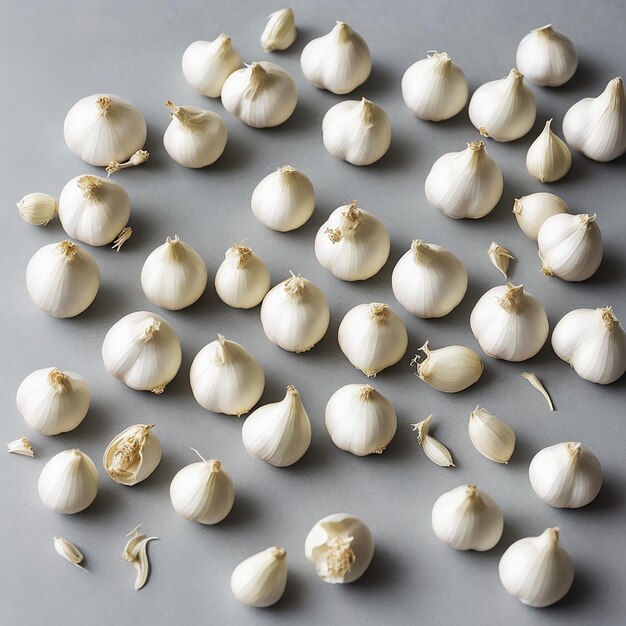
[305,513,374,583]
[513,192,569,240]
[526,119,571,183]
[17,193,57,225]
[261,8,296,52]
[432,485,504,551]
[413,416,455,466]
[231,547,288,607]
[468,407,516,463]
[123,525,158,591]
[315,201,390,281]
[322,98,391,165]
[26,241,100,318]
[300,22,371,94]
[54,537,85,570]
[488,242,514,279]
[103,424,161,486]
[424,141,503,219]
[471,283,549,361]
[7,437,34,457]
[413,342,483,393]
[521,372,554,410]
[499,528,574,607]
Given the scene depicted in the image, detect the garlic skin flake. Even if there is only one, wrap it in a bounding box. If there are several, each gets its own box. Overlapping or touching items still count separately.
[521,372,554,410]
[104,424,161,486]
[106,149,149,176]
[488,242,514,279]
[513,192,569,241]
[123,526,158,591]
[413,342,483,393]
[7,437,34,457]
[412,416,454,467]
[54,537,85,570]
[468,407,515,463]
[231,547,288,607]
[526,119,571,183]
[261,9,296,52]
[17,192,57,225]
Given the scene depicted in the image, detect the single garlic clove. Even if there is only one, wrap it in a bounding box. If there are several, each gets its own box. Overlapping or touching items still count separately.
[412,415,455,467]
[512,192,569,241]
[17,192,57,225]
[123,525,158,591]
[488,242,514,279]
[521,372,554,410]
[468,407,516,463]
[261,8,296,52]
[7,437,34,457]
[526,119,571,183]
[54,537,85,570]
[231,546,288,607]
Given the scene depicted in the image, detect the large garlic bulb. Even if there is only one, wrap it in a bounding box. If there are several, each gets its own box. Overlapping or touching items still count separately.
[414,342,483,393]
[231,547,288,607]
[103,424,161,486]
[17,192,57,226]
[513,192,569,241]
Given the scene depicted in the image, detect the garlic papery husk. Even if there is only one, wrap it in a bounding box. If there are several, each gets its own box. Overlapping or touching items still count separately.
[221,62,297,128]
[106,149,149,176]
[64,94,147,166]
[401,51,469,121]
[214,244,271,309]
[102,311,182,393]
[469,69,536,141]
[338,303,408,377]
[54,537,85,570]
[322,98,391,166]
[526,119,572,182]
[314,201,390,281]
[251,165,315,232]
[300,22,371,94]
[538,213,603,281]
[7,437,34,457]
[424,141,503,219]
[38,449,98,514]
[305,513,374,583]
[488,242,514,279]
[190,334,265,416]
[521,372,554,410]
[17,192,57,225]
[123,525,158,591]
[141,236,208,310]
[563,77,626,162]
[16,367,91,436]
[182,34,242,97]
[512,192,569,241]
[103,424,161,486]
[261,8,296,52]
[470,283,549,361]
[552,307,626,384]
[499,528,574,607]
[26,241,100,318]
[260,273,330,353]
[468,407,516,463]
[413,342,483,393]
[231,547,288,607]
[432,485,503,551]
[170,450,235,524]
[325,384,397,456]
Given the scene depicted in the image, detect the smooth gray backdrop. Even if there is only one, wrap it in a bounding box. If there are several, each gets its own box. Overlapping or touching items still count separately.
[1,0,625,624]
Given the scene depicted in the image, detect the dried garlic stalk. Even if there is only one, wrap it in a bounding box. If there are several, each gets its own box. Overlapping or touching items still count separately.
[488,242,515,279]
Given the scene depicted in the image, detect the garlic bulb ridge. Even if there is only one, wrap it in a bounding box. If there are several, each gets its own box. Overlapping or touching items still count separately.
[17,192,57,226]
[261,8,296,52]
[513,192,569,240]
[231,547,288,607]
[468,406,515,463]
[526,119,571,182]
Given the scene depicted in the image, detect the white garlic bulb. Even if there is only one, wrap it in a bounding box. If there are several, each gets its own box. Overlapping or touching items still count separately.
[261,8,296,52]
[325,384,397,456]
[26,241,100,318]
[182,34,242,97]
[64,94,147,166]
[251,166,315,232]
[141,236,208,310]
[38,449,98,514]
[470,283,549,361]
[469,69,536,141]
[322,98,391,166]
[103,424,161,486]
[499,528,574,607]
[468,407,515,464]
[260,273,330,353]
[338,303,408,376]
[16,367,90,436]
[526,119,571,183]
[538,213,602,281]
[221,62,297,128]
[231,547,288,607]
[413,342,483,393]
[315,201,390,281]
[17,192,57,226]
[424,141,503,219]
[552,307,626,384]
[392,239,467,318]
[300,22,371,94]
[102,311,182,393]
[432,485,504,551]
[412,415,455,467]
[401,51,468,121]
[513,192,569,240]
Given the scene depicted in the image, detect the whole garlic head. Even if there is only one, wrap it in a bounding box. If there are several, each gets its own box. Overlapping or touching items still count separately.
[17,192,57,226]
[103,424,161,486]
[261,8,296,52]
[513,192,569,241]
[526,119,571,182]
[231,547,288,607]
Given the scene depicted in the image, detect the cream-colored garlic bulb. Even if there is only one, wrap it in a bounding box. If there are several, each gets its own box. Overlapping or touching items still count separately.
[468,406,516,463]
[103,424,161,486]
[261,9,296,52]
[412,415,455,467]
[513,192,569,240]
[17,193,57,226]
[231,547,288,607]
[300,21,371,94]
[413,342,483,393]
[26,241,100,318]
[424,141,503,219]
[322,98,391,165]
[16,367,90,436]
[526,119,571,182]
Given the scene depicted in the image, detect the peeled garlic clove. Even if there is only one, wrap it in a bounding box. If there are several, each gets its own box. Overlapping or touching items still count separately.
[231,546,288,607]
[424,141,503,219]
[512,192,569,241]
[7,437,34,457]
[17,192,57,225]
[488,242,514,279]
[123,526,158,591]
[526,119,571,183]
[468,407,515,463]
[412,415,455,467]
[305,513,374,583]
[54,537,85,569]
[261,8,296,52]
[103,424,161,486]
[521,372,554,410]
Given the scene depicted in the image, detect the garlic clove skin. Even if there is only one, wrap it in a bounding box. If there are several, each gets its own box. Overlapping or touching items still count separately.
[488,242,514,279]
[103,424,161,486]
[468,407,515,463]
[231,547,288,607]
[414,342,483,393]
[54,537,85,569]
[123,526,158,591]
[526,119,571,183]
[512,192,569,241]
[261,8,296,52]
[7,437,34,457]
[17,192,57,226]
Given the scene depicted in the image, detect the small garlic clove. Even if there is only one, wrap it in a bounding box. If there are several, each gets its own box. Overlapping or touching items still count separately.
[512,192,569,241]
[54,537,85,570]
[488,242,514,279]
[7,437,34,457]
[526,119,571,183]
[261,8,296,52]
[412,416,455,467]
[468,407,516,463]
[122,525,158,591]
[17,192,57,225]
[231,546,288,607]
[521,372,554,410]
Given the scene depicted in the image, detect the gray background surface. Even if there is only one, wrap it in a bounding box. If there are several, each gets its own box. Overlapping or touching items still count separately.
[1,0,625,624]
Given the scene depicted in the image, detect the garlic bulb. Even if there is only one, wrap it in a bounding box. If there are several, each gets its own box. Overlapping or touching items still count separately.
[468,407,516,463]
[7,437,34,457]
[251,166,315,232]
[392,239,468,318]
[103,424,161,486]
[470,283,549,361]
[499,528,574,607]
[17,192,57,225]
[526,119,571,183]
[315,201,390,281]
[412,416,455,467]
[552,307,626,384]
[231,547,288,607]
[432,485,503,551]
[102,311,182,393]
[513,192,569,240]
[469,69,536,141]
[182,35,242,97]
[424,141,503,219]
[214,244,271,309]
[260,273,330,353]
[221,62,297,128]
[488,242,514,279]
[123,525,158,591]
[16,367,91,436]
[322,98,391,166]
[38,449,98,514]
[338,303,408,376]
[141,236,208,310]
[401,51,468,121]
[26,241,100,318]
[538,213,602,281]
[54,537,85,570]
[413,342,483,393]
[563,77,626,162]
[305,513,374,583]
[242,386,311,467]
[261,8,296,52]
[300,22,371,94]
[325,384,397,456]
[170,450,235,524]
